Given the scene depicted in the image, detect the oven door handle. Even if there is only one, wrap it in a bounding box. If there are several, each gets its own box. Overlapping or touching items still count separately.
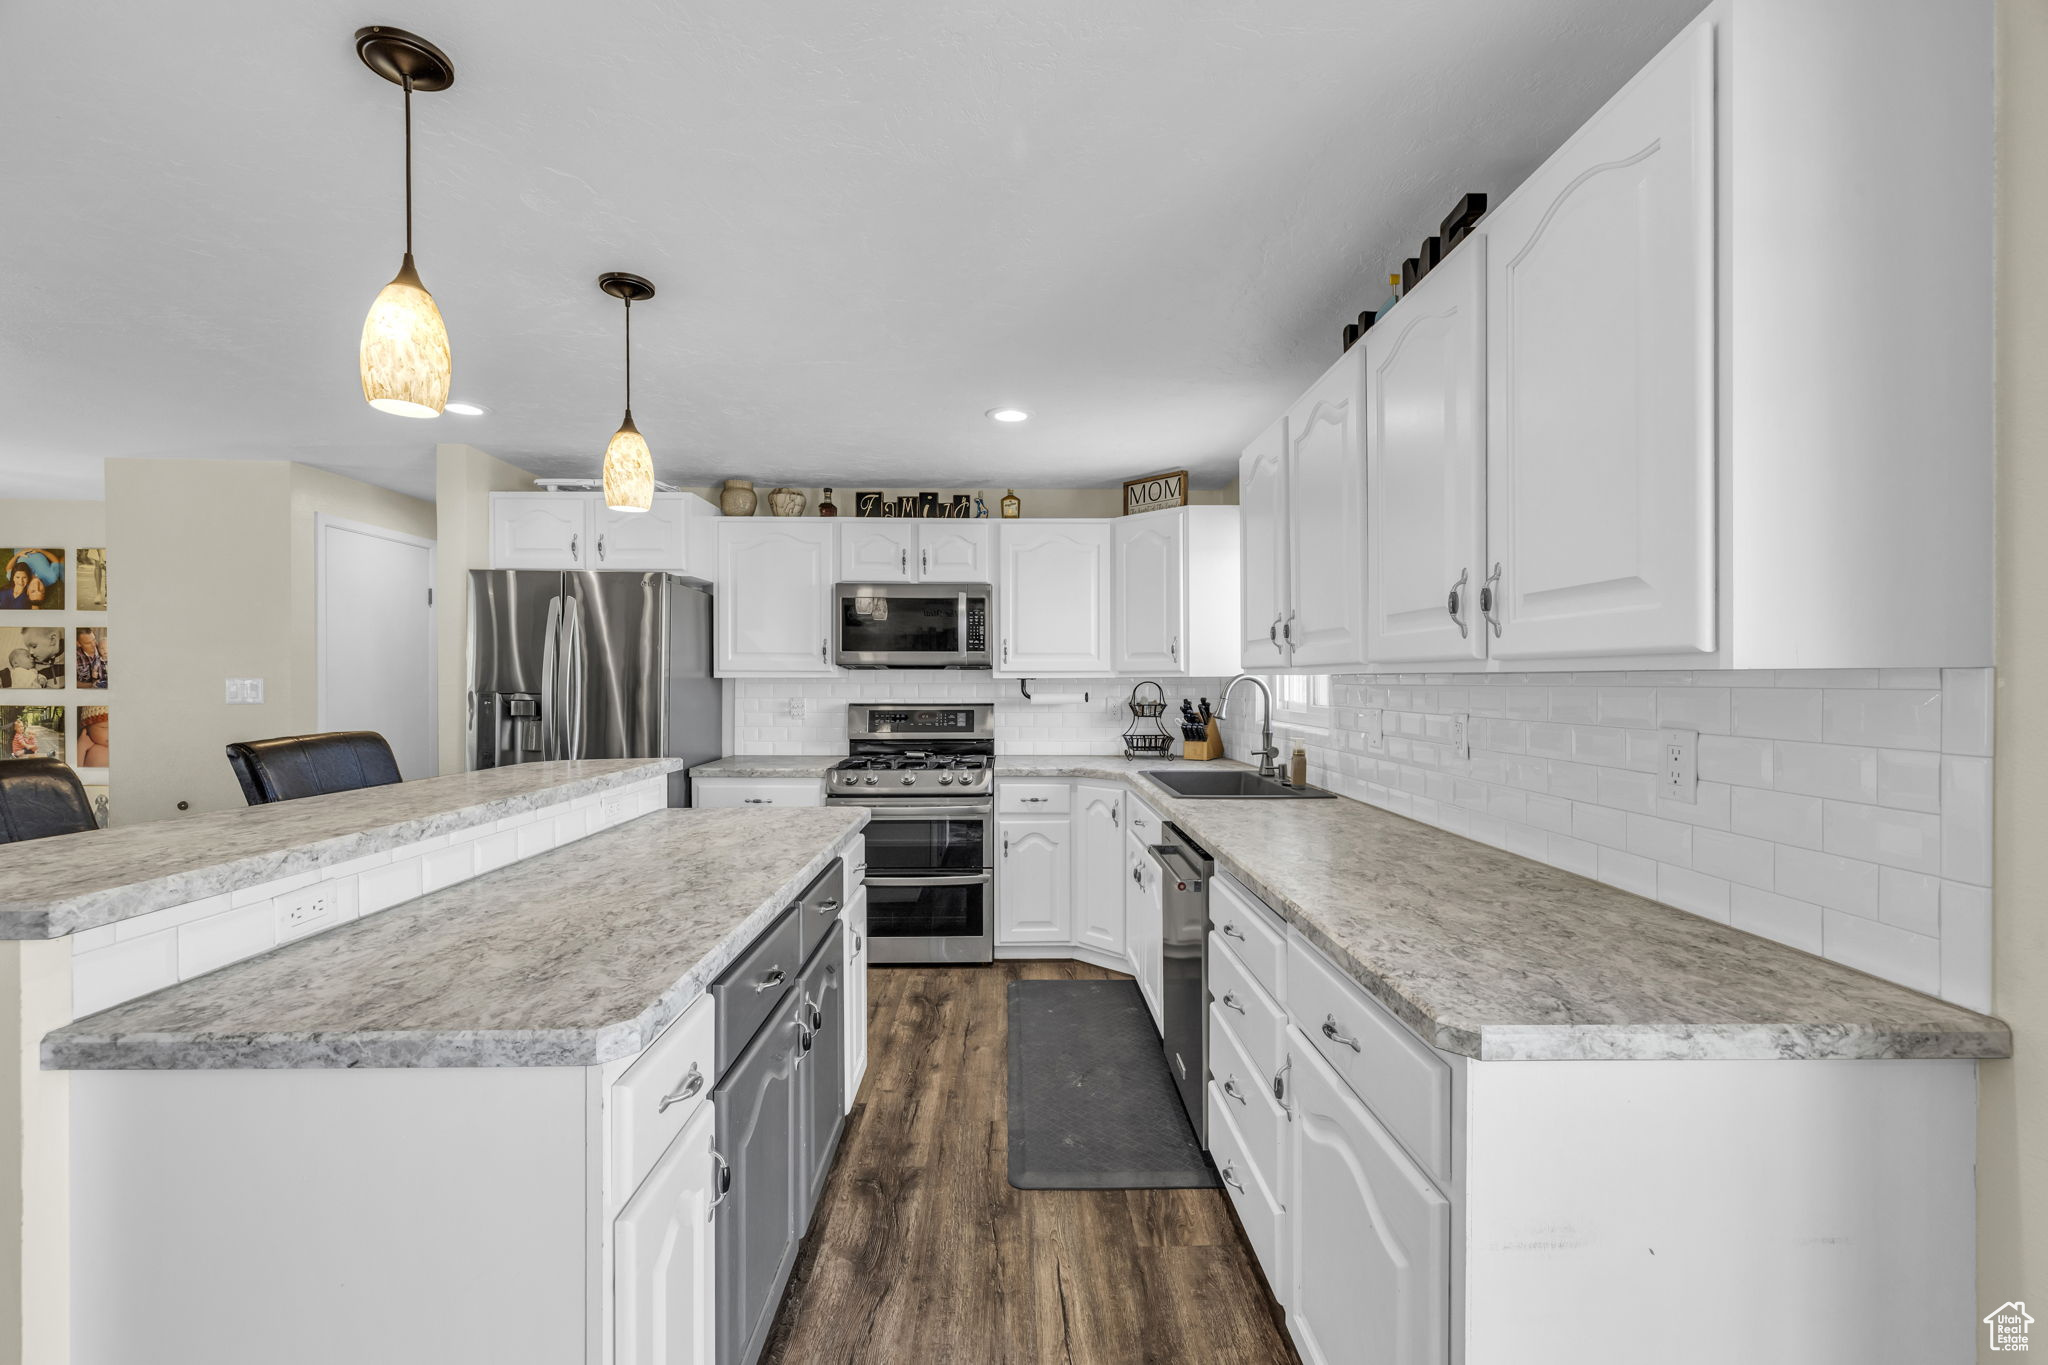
[863,873,993,888]
[849,804,993,819]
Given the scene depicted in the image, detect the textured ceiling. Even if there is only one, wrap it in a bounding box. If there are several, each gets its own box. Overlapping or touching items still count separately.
[1,0,1704,502]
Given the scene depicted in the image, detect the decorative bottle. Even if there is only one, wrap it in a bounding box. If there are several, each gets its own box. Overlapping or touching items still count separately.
[819,488,838,517]
[1000,489,1021,519]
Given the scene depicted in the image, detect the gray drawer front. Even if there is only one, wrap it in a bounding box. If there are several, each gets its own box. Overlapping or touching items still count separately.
[716,906,802,1073]
[797,859,846,966]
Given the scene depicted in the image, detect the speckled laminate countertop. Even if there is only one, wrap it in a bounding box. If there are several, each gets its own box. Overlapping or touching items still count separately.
[42,806,867,1070]
[689,753,2011,1062]
[0,759,686,941]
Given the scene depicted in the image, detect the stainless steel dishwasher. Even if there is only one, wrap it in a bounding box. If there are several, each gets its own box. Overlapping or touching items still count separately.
[1149,824,1213,1145]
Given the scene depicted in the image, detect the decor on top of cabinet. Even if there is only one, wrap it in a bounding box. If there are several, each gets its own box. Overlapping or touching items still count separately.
[720,479,758,516]
[854,491,884,517]
[1440,192,1487,250]
[1122,681,1174,760]
[1122,470,1189,516]
[818,488,838,517]
[767,487,807,517]
[1000,490,1021,518]
[974,494,990,518]
[917,491,940,518]
[949,494,973,518]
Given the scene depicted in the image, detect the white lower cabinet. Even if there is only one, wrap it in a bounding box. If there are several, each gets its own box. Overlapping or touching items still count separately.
[845,865,869,1106]
[1071,783,1126,957]
[997,816,1071,945]
[692,778,826,808]
[1125,825,1163,1027]
[614,1101,718,1365]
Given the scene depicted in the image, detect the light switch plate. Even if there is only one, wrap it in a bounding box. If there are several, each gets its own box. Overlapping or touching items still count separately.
[1364,709,1386,753]
[1661,729,1699,803]
[224,677,265,705]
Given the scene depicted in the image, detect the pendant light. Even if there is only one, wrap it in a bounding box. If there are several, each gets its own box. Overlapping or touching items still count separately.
[355,27,454,418]
[598,272,657,512]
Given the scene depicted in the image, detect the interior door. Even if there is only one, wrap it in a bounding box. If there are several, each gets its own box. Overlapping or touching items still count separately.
[838,523,915,583]
[996,522,1113,674]
[1285,349,1369,668]
[1485,22,1715,660]
[1113,511,1185,674]
[714,993,804,1365]
[318,516,436,779]
[1366,239,1488,664]
[595,496,686,572]
[1072,784,1126,957]
[916,523,992,581]
[614,1102,716,1365]
[1239,418,1291,668]
[715,522,836,675]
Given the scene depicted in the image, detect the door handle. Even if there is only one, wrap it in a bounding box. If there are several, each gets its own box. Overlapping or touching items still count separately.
[570,532,580,563]
[752,967,787,993]
[900,547,908,575]
[1222,1077,1248,1106]
[815,898,841,914]
[597,533,607,563]
[540,596,563,761]
[1447,566,1469,639]
[1220,922,1246,941]
[1273,1058,1292,1113]
[921,549,929,575]
[656,1063,705,1113]
[805,992,825,1033]
[708,1149,732,1219]
[1219,1163,1245,1194]
[1320,1015,1362,1052]
[1482,562,1503,638]
[1219,991,1245,1014]
[743,797,771,804]
[1269,615,1281,652]
[821,637,829,662]
[853,928,864,956]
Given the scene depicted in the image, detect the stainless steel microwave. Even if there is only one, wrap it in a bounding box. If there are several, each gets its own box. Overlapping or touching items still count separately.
[834,583,992,669]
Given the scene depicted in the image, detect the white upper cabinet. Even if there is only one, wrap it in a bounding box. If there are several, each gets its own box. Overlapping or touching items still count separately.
[1283,346,1370,668]
[837,521,916,583]
[491,493,589,570]
[595,497,684,573]
[1483,22,1715,661]
[917,522,993,582]
[1113,511,1184,675]
[1239,418,1291,669]
[996,521,1113,675]
[1366,238,1488,665]
[714,520,838,676]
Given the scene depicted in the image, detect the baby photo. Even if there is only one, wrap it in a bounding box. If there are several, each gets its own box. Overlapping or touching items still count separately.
[0,705,63,762]
[0,627,65,689]
[75,705,108,768]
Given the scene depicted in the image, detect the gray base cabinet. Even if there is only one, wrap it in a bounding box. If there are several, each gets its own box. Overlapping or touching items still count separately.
[799,922,848,1220]
[714,989,807,1365]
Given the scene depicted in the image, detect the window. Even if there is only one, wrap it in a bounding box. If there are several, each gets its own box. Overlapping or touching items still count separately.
[1272,673,1332,727]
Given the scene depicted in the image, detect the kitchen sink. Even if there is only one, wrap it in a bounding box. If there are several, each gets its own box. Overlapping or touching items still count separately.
[1142,769,1336,800]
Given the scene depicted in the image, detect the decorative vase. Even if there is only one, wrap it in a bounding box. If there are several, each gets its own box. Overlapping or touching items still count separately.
[767,487,807,517]
[719,479,757,517]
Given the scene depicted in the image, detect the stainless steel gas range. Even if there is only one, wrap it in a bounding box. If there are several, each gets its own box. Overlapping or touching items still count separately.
[827,703,995,965]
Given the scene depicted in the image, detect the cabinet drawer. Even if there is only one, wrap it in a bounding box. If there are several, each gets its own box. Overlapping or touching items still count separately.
[998,782,1070,814]
[693,778,826,808]
[1211,873,1285,1000]
[714,906,802,1072]
[1126,797,1163,846]
[797,860,845,967]
[1210,934,1284,1076]
[1287,931,1452,1186]
[1208,1082,1286,1304]
[611,995,715,1205]
[1210,1001,1286,1197]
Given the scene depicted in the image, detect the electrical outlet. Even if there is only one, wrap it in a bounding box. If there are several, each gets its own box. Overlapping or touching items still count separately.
[224,677,266,705]
[787,697,806,720]
[1661,729,1698,804]
[1450,713,1470,761]
[1364,709,1386,752]
[276,887,334,941]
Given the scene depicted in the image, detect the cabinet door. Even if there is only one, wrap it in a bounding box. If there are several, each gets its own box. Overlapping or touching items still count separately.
[838,522,915,583]
[595,495,687,572]
[799,925,846,1220]
[1071,783,1126,957]
[1112,510,1186,675]
[714,995,805,1365]
[996,522,1113,674]
[1485,23,1715,660]
[1366,240,1488,664]
[997,816,1072,945]
[615,1101,716,1365]
[843,878,868,1107]
[1285,349,1369,668]
[491,493,589,570]
[1124,829,1163,1029]
[1288,1035,1450,1365]
[1239,419,1291,669]
[714,521,837,675]
[916,522,992,582]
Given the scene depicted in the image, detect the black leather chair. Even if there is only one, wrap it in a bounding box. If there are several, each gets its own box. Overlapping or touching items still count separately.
[225,731,404,806]
[0,756,99,844]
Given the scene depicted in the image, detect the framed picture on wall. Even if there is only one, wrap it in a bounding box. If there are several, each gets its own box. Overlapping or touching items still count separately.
[0,548,64,610]
[0,627,64,689]
[75,706,108,769]
[75,627,107,689]
[75,548,107,611]
[83,786,109,828]
[1121,470,1189,516]
[1,705,64,762]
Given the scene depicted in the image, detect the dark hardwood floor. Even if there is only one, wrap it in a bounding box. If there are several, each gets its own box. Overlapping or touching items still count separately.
[762,960,1299,1365]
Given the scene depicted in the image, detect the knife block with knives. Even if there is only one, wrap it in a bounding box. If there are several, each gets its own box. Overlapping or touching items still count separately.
[1180,696,1224,761]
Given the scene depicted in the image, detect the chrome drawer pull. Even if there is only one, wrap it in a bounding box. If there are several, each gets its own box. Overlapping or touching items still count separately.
[753,968,787,993]
[1321,1015,1362,1052]
[1219,992,1246,1014]
[656,1063,705,1113]
[815,898,841,913]
[805,992,825,1033]
[1221,922,1246,941]
[743,798,770,804]
[1222,1077,1248,1105]
[708,1149,732,1219]
[1273,1058,1292,1112]
[1220,1163,1245,1193]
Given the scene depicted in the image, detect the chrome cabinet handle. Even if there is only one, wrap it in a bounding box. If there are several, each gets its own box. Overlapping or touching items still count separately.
[815,898,841,913]
[900,547,908,574]
[1021,797,1048,803]
[1220,1164,1245,1193]
[1170,636,1179,661]
[1283,608,1295,643]
[1269,615,1281,652]
[1273,1058,1292,1112]
[1002,638,1010,665]
[597,533,607,562]
[1221,922,1246,941]
[1482,562,1503,638]
[921,549,929,575]
[1219,991,1245,1014]
[1132,863,1143,885]
[853,928,864,956]
[821,637,829,661]
[570,532,580,562]
[743,797,770,804]
[805,992,824,1033]
[752,968,787,993]
[1321,1015,1362,1052]
[798,1022,815,1056]
[656,1063,705,1113]
[1447,566,1469,639]
[708,1149,732,1218]
[1222,1077,1248,1105]
[1003,834,1010,857]
[1111,805,1120,827]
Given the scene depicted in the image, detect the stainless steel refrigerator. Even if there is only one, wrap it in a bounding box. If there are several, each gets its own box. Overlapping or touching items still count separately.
[467,570,720,805]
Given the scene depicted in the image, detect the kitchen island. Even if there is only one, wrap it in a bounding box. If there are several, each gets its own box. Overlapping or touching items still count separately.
[46,804,869,1365]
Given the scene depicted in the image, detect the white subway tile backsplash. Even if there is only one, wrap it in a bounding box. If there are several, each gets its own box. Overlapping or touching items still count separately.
[1657,864,1731,921]
[1941,668,1994,757]
[1597,847,1659,898]
[1693,829,1777,891]
[71,931,179,1017]
[1878,868,1942,937]
[1823,689,1942,751]
[1822,801,1943,875]
[1823,910,1941,995]
[1626,813,1694,867]
[1774,741,1878,803]
[1729,887,1824,954]
[1940,882,1993,1012]
[178,902,277,979]
[1729,788,1824,850]
[1697,734,1774,789]
[1876,749,1943,814]
[1731,689,1823,742]
[1940,756,1993,886]
[1773,847,1879,918]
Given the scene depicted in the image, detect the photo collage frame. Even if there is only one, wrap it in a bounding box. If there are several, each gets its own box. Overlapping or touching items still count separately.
[0,545,110,826]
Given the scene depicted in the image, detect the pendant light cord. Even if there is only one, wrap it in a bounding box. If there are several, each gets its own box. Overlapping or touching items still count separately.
[623,298,633,416]
[402,75,415,256]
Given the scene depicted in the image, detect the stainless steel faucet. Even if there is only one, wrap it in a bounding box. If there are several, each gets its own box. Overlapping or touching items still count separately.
[1219,674,1281,779]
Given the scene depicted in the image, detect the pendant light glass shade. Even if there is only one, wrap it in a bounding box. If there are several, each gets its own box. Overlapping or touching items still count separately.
[360,253,451,418]
[604,413,655,512]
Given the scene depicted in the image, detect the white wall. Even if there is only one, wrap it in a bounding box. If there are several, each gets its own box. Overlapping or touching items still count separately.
[1221,668,1994,1010]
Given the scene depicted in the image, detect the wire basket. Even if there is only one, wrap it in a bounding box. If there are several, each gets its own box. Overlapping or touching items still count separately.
[1123,681,1174,760]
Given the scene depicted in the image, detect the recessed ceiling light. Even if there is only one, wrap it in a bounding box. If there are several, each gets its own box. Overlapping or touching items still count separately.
[987,407,1029,423]
[444,401,486,416]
